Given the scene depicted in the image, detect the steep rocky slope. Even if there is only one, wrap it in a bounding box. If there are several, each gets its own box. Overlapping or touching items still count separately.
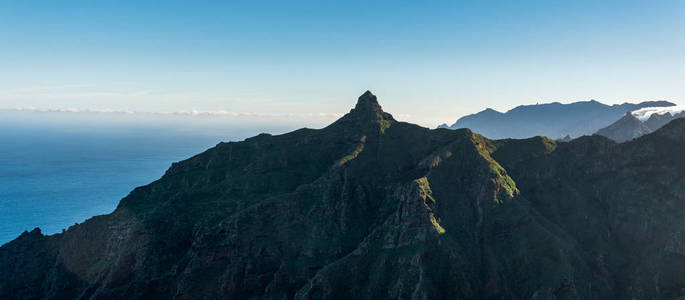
[493,119,685,299]
[2,92,685,299]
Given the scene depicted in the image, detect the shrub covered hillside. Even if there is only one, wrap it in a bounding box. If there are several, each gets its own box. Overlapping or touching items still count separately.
[2,91,685,299]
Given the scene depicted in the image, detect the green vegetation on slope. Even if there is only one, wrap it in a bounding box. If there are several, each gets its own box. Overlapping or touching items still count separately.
[2,92,685,299]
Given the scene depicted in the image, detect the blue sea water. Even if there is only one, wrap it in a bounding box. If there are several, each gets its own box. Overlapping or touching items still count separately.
[0,126,223,245]
[0,119,302,246]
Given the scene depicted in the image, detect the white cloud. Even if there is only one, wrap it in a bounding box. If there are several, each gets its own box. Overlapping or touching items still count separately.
[632,106,685,121]
[0,107,343,119]
[12,84,94,92]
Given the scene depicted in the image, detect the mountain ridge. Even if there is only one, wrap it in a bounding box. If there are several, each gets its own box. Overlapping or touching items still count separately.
[596,110,685,142]
[2,92,685,299]
[444,99,675,139]
[595,112,652,142]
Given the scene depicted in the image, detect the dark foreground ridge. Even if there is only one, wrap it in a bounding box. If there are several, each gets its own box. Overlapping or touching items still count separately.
[3,91,685,299]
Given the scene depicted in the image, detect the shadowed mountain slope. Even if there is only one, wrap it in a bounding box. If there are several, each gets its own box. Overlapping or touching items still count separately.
[596,111,685,142]
[595,112,652,142]
[2,92,685,299]
[442,100,674,139]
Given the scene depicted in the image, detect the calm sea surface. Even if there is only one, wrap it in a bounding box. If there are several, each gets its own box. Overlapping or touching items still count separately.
[0,122,290,245]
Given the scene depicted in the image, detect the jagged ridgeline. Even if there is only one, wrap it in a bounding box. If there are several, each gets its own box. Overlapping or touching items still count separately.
[442,100,675,139]
[3,91,685,299]
[596,111,685,142]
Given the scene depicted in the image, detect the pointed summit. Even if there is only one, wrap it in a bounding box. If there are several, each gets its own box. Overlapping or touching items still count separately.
[328,90,395,133]
[350,90,392,121]
[355,90,380,110]
[619,111,641,122]
[596,111,650,142]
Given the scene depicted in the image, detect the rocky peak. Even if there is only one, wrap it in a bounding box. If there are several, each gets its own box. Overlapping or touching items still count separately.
[350,90,387,120]
[330,91,395,133]
[355,90,381,111]
[596,111,651,142]
[647,112,672,121]
[624,111,637,118]
[612,111,642,125]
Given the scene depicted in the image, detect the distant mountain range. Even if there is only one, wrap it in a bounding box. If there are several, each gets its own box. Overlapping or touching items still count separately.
[439,100,675,139]
[596,108,685,142]
[3,92,685,299]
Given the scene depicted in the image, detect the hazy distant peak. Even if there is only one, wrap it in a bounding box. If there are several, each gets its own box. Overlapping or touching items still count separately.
[635,100,676,108]
[482,108,503,114]
[452,107,504,119]
[647,112,672,121]
[594,111,648,142]
[444,99,678,140]
[623,111,639,119]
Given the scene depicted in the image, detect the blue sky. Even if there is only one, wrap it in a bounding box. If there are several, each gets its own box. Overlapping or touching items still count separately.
[1,1,684,126]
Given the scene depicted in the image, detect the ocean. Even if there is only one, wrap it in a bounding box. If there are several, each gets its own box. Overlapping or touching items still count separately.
[0,118,303,245]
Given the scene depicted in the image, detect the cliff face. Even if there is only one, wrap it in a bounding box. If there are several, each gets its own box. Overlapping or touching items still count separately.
[2,92,685,299]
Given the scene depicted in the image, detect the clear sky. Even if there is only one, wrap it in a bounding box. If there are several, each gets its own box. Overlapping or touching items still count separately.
[1,1,684,127]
